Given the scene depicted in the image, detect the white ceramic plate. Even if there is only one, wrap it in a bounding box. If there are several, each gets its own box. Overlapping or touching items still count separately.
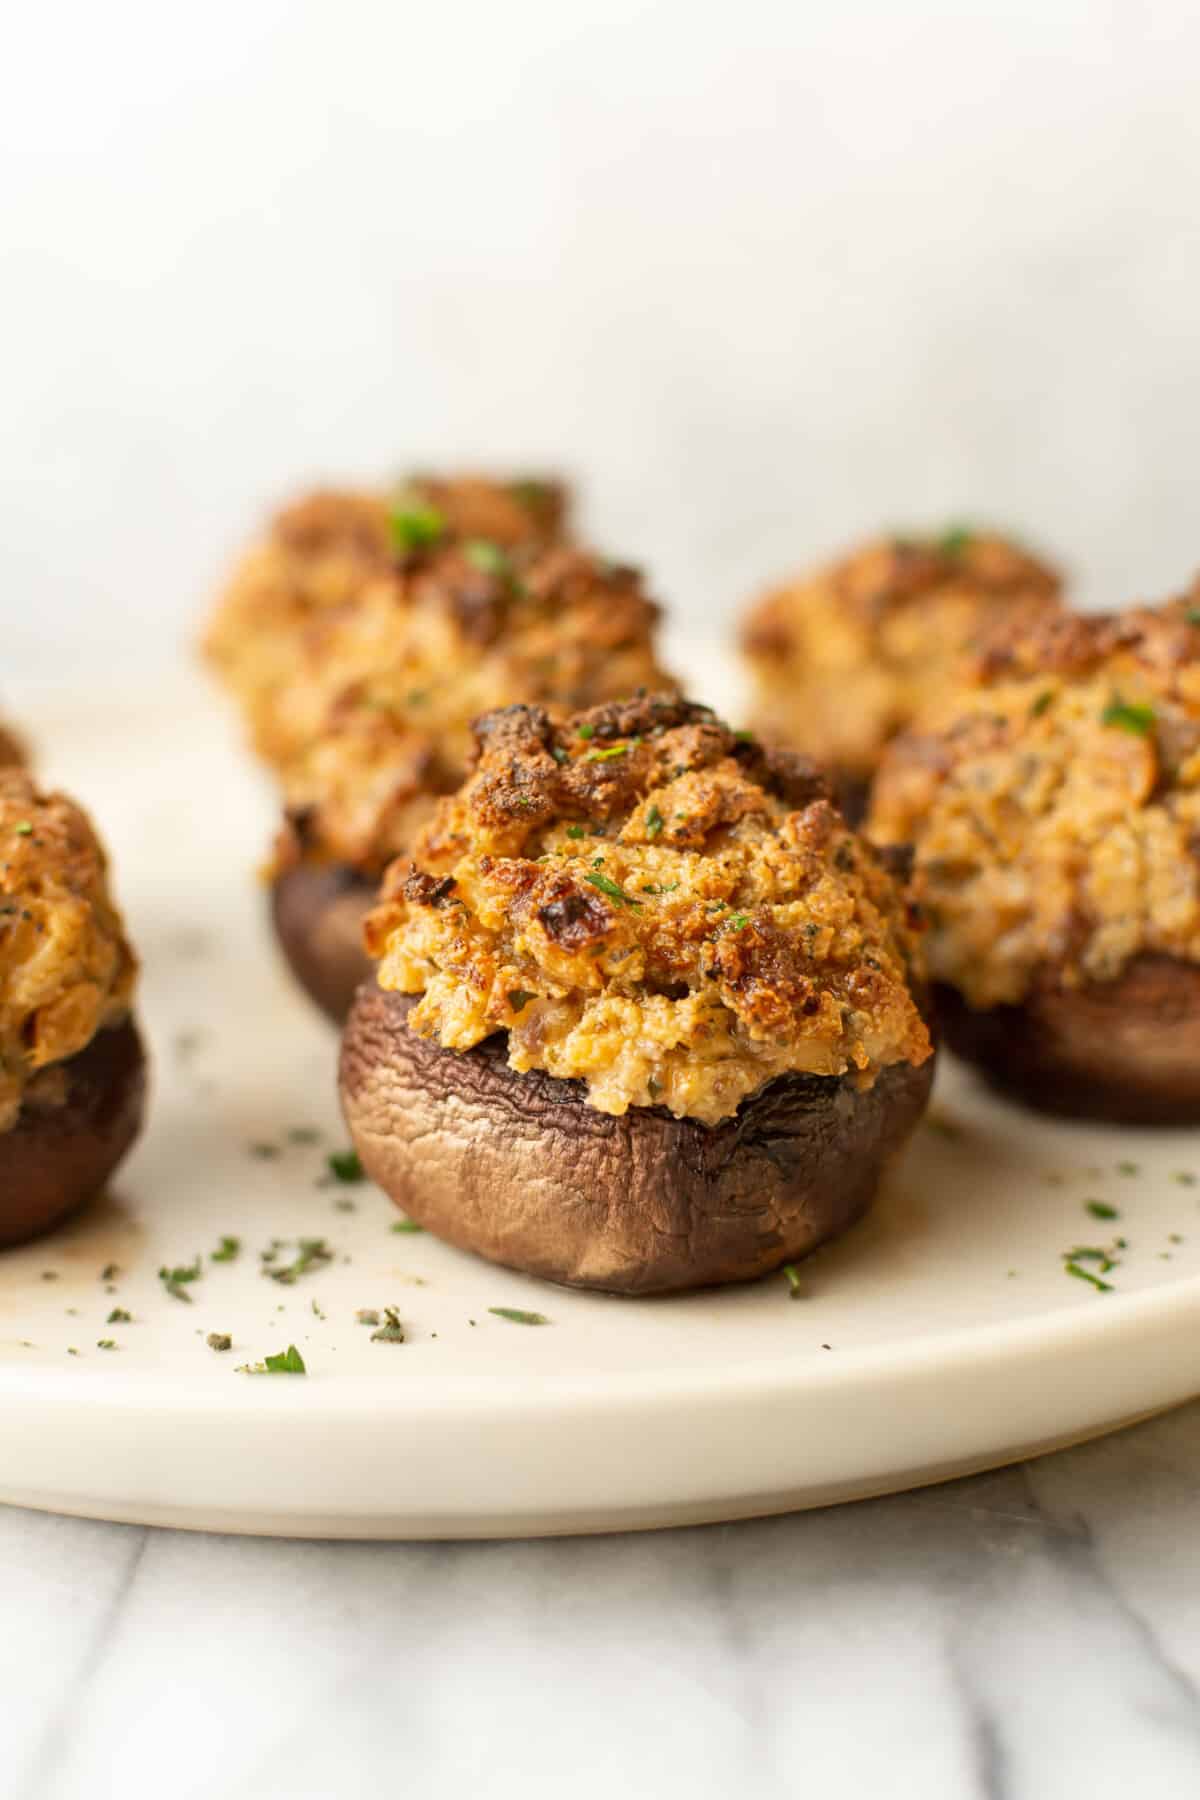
[1,662,1200,1538]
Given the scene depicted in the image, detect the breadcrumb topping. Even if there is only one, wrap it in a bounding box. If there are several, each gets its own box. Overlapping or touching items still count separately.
[869,590,1200,1008]
[742,529,1063,781]
[206,478,675,873]
[0,771,137,1131]
[366,697,931,1125]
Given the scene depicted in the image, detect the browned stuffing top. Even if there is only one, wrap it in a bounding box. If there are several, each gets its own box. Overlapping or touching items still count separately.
[206,476,676,874]
[0,771,137,1132]
[365,696,932,1124]
[742,528,1064,781]
[868,590,1200,1008]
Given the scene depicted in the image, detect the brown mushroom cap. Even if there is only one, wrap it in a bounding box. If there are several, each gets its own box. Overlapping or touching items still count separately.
[936,957,1200,1125]
[0,1017,147,1249]
[339,984,935,1296]
[270,864,375,1025]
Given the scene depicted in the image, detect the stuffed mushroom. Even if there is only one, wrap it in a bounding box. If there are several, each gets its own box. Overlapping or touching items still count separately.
[869,592,1200,1122]
[208,474,677,1020]
[0,770,145,1246]
[741,528,1063,819]
[340,696,935,1294]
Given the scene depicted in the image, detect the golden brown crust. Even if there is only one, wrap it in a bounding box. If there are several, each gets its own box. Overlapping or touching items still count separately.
[204,475,574,766]
[340,983,935,1295]
[365,698,931,1125]
[273,545,673,872]
[0,772,138,1132]
[741,528,1064,784]
[206,477,676,877]
[869,590,1200,1012]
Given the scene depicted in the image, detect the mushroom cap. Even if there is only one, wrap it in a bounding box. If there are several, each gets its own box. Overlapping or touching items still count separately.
[937,956,1200,1125]
[270,864,375,1025]
[339,984,935,1296]
[0,1017,147,1249]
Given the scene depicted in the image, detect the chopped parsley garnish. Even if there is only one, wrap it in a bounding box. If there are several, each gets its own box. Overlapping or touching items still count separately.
[1101,697,1155,736]
[586,739,639,763]
[158,1258,202,1303]
[725,914,751,932]
[96,1339,117,1351]
[207,1332,232,1352]
[1174,1171,1197,1187]
[938,525,973,557]
[782,1264,804,1300]
[265,1238,333,1285]
[488,1306,550,1325]
[1064,1242,1121,1281]
[211,1235,241,1263]
[463,538,509,576]
[577,723,595,740]
[1064,1260,1113,1293]
[507,989,536,1012]
[249,1142,280,1160]
[106,1308,132,1325]
[327,1148,365,1183]
[645,804,664,839]
[370,1307,406,1344]
[1186,608,1200,626]
[1030,690,1055,717]
[586,870,640,908]
[263,1345,306,1374]
[551,746,569,765]
[1116,1160,1139,1176]
[565,824,586,839]
[390,1218,425,1234]
[1085,1200,1119,1220]
[14,821,32,836]
[389,505,444,553]
[733,730,754,744]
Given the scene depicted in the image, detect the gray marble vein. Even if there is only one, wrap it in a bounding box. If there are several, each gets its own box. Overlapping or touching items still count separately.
[7,1404,1200,1800]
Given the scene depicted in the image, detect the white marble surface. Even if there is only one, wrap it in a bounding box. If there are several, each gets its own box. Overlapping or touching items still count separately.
[4,1406,1200,1800]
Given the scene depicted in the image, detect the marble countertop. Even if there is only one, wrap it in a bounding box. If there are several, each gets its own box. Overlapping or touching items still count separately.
[4,1405,1200,1800]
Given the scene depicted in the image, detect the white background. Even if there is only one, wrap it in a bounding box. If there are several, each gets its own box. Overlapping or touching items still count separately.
[3,0,1199,674]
